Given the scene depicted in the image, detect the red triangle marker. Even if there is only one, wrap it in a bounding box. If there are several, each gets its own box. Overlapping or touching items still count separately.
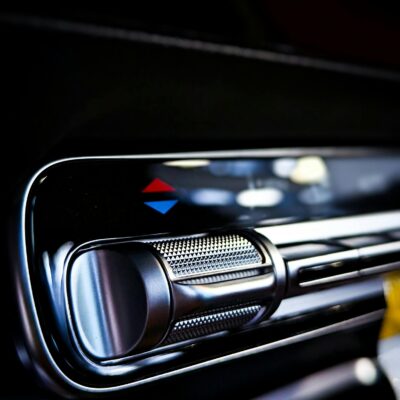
[142,178,175,193]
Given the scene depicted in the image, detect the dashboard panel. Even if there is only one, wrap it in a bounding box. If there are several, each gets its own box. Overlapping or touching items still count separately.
[1,5,400,399]
[11,149,400,397]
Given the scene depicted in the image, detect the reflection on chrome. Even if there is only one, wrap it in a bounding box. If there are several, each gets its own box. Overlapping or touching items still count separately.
[43,242,74,331]
[190,188,234,206]
[298,186,332,205]
[136,352,184,367]
[209,160,263,177]
[357,173,388,194]
[70,251,115,359]
[163,159,210,168]
[272,158,297,178]
[237,187,284,208]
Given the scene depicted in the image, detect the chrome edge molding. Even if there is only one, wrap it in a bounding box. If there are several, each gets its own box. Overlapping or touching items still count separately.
[272,278,384,319]
[257,211,400,245]
[15,148,397,395]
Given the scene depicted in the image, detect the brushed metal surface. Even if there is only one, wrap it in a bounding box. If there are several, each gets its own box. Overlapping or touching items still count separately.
[69,247,171,359]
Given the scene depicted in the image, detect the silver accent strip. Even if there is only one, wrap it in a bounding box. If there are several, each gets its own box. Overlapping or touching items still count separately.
[288,250,359,270]
[272,278,384,319]
[299,271,359,288]
[257,211,400,245]
[68,248,171,360]
[359,241,400,259]
[359,261,400,277]
[172,273,275,319]
[75,309,381,393]
[15,149,398,394]
[287,239,400,289]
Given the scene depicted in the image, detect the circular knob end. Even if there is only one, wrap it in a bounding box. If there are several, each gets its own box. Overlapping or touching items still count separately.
[68,246,171,360]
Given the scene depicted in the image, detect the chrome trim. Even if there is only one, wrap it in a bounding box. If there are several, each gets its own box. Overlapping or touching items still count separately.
[15,149,399,395]
[288,250,359,270]
[272,278,384,319]
[257,211,400,245]
[253,233,287,318]
[287,239,400,290]
[68,248,172,360]
[77,309,379,392]
[288,249,359,289]
[64,231,278,363]
[359,261,400,277]
[299,271,359,287]
[172,273,275,319]
[359,241,400,259]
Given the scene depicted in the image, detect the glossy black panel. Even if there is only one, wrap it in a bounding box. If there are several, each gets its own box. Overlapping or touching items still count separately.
[20,153,395,391]
[29,155,400,259]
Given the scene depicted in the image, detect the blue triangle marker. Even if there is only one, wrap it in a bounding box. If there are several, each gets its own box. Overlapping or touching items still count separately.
[144,200,178,215]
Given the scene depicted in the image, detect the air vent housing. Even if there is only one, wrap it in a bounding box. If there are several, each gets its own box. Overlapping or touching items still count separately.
[11,150,400,397]
[68,232,285,360]
[280,236,400,295]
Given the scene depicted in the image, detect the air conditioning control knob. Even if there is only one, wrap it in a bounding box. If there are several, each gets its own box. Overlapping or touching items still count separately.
[69,246,171,360]
[68,233,286,360]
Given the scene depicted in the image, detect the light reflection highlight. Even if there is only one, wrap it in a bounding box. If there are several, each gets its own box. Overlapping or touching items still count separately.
[164,159,210,168]
[237,187,284,208]
[355,358,379,386]
[273,158,297,178]
[190,188,234,206]
[298,186,332,205]
[290,156,328,185]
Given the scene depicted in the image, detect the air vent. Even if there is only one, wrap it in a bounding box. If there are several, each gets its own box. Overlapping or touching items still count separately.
[67,232,284,361]
[13,151,400,397]
[281,236,400,295]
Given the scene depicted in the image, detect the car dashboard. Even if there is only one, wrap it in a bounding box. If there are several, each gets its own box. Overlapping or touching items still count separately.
[1,4,400,399]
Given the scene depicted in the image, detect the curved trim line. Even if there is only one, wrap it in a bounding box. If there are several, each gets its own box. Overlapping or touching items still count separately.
[1,13,400,82]
[257,212,400,245]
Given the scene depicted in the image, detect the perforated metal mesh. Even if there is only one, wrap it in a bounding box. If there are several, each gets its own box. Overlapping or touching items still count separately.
[164,304,262,344]
[180,269,262,285]
[149,234,263,278]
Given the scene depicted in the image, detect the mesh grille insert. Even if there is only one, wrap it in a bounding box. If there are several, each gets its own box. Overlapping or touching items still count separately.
[180,268,262,285]
[164,304,262,344]
[149,234,263,278]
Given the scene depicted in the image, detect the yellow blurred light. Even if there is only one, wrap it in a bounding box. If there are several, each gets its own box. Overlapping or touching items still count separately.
[380,272,400,339]
[290,156,328,185]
